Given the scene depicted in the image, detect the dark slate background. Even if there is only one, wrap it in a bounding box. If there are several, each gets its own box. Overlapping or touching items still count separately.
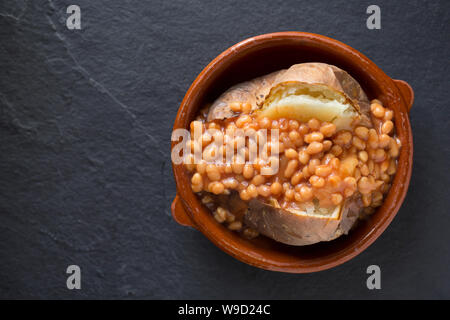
[0,0,449,299]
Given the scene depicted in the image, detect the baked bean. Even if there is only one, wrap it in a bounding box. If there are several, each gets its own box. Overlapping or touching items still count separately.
[360,164,370,176]
[206,164,221,181]
[308,158,321,174]
[330,145,343,156]
[285,148,298,159]
[214,207,227,223]
[372,149,386,163]
[333,131,352,146]
[322,140,332,151]
[384,109,394,121]
[232,161,244,174]
[302,165,311,179]
[192,183,203,193]
[228,221,242,231]
[279,118,289,131]
[247,184,258,198]
[381,120,394,135]
[257,185,271,197]
[320,122,336,137]
[344,177,357,190]
[310,175,325,188]
[298,124,309,135]
[300,185,313,201]
[251,175,265,186]
[288,130,303,146]
[330,158,340,169]
[236,115,252,128]
[291,172,304,185]
[285,188,295,201]
[355,126,369,140]
[284,159,299,178]
[270,182,282,195]
[362,193,372,207]
[387,159,397,175]
[378,134,390,148]
[305,132,324,143]
[225,211,236,223]
[208,122,220,130]
[191,172,203,185]
[289,120,300,130]
[315,165,332,177]
[381,173,390,182]
[389,138,399,158]
[322,152,334,164]
[223,177,239,189]
[308,118,321,130]
[380,160,389,173]
[306,141,324,154]
[239,189,250,200]
[229,102,241,112]
[243,164,254,179]
[368,129,379,149]
[241,102,252,114]
[210,181,225,194]
[224,163,233,174]
[281,135,292,150]
[352,136,366,150]
[358,150,369,162]
[258,117,271,129]
[358,177,374,195]
[371,103,385,118]
[243,228,259,239]
[298,149,310,165]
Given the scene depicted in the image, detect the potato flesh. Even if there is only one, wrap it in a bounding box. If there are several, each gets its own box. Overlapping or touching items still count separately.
[269,198,341,220]
[260,94,358,130]
[289,203,341,219]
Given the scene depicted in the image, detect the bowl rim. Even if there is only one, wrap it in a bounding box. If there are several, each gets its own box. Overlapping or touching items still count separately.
[172,31,413,273]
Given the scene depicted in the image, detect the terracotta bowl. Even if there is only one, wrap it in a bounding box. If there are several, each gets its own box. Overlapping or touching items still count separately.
[171,32,413,273]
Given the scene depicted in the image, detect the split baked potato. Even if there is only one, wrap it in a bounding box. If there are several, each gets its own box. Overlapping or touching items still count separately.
[204,63,373,246]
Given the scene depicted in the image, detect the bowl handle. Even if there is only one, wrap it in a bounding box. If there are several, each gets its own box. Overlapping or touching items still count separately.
[393,79,414,113]
[171,194,197,228]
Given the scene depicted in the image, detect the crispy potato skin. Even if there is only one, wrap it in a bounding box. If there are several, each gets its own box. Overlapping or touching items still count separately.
[245,198,360,246]
[207,71,282,121]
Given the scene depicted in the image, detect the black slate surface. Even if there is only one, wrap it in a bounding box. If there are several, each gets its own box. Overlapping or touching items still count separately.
[0,0,449,299]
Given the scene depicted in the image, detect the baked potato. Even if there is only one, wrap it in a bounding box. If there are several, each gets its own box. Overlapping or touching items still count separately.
[196,63,391,246]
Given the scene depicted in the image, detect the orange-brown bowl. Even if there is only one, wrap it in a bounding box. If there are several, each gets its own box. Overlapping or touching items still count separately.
[171,32,413,273]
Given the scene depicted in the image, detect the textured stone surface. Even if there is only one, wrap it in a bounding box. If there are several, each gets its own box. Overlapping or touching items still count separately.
[0,0,449,299]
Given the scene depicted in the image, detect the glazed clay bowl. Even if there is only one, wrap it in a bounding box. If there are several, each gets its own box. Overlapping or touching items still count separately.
[171,32,413,273]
